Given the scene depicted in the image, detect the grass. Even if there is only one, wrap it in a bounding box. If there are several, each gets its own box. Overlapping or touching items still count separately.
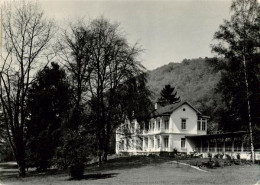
[0,156,259,185]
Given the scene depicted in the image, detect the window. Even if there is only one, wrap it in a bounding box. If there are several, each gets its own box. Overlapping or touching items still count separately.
[157,138,160,148]
[181,138,185,148]
[197,119,201,130]
[121,140,125,150]
[164,120,169,130]
[158,120,160,129]
[164,137,169,148]
[126,139,129,150]
[202,119,206,131]
[181,119,186,130]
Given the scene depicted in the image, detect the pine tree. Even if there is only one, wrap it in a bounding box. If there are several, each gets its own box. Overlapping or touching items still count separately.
[158,84,180,106]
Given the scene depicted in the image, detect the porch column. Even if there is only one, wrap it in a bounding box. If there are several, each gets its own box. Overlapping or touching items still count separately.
[153,136,157,149]
[147,137,150,151]
[207,140,209,153]
[160,135,163,150]
[160,117,163,132]
[143,137,145,151]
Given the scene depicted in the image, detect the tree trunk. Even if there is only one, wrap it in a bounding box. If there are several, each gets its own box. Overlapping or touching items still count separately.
[102,120,111,163]
[14,131,26,177]
[243,57,255,163]
[98,150,102,167]
[102,135,108,162]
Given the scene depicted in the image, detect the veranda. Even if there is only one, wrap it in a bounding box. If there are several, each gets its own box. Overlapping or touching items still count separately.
[186,131,260,160]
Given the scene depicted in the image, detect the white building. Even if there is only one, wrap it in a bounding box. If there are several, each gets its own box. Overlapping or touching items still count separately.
[116,101,209,155]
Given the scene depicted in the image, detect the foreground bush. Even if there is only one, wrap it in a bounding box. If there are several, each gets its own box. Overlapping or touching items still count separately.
[55,130,92,179]
[69,159,85,179]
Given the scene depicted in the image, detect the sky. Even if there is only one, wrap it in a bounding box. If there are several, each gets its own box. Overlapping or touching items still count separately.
[38,0,233,70]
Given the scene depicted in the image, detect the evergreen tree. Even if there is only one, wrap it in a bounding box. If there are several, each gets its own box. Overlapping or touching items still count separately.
[158,84,180,106]
[25,62,72,171]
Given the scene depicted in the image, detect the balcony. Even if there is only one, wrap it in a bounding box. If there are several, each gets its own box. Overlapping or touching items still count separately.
[147,128,170,134]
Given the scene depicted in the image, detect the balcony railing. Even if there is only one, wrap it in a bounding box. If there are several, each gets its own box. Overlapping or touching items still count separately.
[143,128,171,134]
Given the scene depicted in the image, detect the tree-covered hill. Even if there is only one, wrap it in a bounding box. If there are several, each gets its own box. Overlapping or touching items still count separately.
[147,57,223,133]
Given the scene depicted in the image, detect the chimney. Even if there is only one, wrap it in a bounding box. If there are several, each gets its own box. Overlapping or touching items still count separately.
[155,102,158,110]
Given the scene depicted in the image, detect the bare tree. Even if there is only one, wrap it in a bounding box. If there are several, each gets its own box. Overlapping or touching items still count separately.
[56,21,93,130]
[0,1,53,176]
[87,18,144,163]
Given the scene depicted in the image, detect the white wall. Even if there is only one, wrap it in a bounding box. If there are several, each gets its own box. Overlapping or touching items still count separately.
[170,134,185,152]
[171,104,198,134]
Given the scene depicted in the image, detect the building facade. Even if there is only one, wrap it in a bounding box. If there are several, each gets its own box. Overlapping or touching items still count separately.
[115,101,259,160]
[116,101,209,155]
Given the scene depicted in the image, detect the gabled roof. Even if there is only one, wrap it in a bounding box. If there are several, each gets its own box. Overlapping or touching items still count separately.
[150,101,208,118]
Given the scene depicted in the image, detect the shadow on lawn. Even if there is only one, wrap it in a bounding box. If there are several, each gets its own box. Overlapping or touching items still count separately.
[0,162,66,180]
[67,173,118,181]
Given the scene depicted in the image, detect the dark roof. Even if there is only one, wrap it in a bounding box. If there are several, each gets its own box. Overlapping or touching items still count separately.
[185,131,248,139]
[150,101,208,118]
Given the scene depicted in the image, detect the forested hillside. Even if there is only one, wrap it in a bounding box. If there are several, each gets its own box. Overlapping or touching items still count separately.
[147,58,223,133]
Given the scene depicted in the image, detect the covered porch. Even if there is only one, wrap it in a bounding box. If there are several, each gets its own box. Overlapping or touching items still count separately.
[186,131,258,160]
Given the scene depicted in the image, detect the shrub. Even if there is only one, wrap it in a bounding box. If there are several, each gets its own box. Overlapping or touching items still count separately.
[189,160,203,167]
[148,154,158,158]
[214,153,224,159]
[207,161,215,168]
[224,160,232,166]
[55,129,91,178]
[215,160,224,168]
[237,153,240,160]
[208,152,212,161]
[69,159,85,179]
[225,154,232,160]
[214,153,219,159]
[234,160,241,165]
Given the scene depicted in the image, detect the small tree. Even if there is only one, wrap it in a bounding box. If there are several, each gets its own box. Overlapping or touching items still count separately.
[158,84,180,106]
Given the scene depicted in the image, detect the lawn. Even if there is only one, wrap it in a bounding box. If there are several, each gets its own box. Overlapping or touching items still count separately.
[0,156,259,185]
